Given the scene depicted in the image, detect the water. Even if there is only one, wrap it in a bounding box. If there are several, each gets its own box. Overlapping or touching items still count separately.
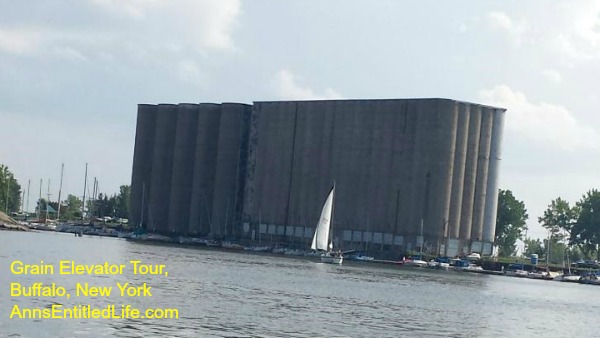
[1,231,598,338]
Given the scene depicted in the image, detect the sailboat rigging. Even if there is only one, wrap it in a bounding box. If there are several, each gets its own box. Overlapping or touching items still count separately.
[311,184,343,264]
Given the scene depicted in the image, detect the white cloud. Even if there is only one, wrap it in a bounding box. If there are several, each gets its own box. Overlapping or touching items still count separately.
[52,46,87,62]
[88,0,241,50]
[537,2,600,62]
[0,28,38,54]
[487,12,529,45]
[479,85,599,151]
[0,0,241,63]
[274,69,342,100]
[541,69,562,84]
[177,59,204,83]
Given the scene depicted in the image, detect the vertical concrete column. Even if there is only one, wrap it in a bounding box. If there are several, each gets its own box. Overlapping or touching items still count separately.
[373,100,396,234]
[407,100,429,238]
[167,104,199,234]
[383,100,405,235]
[147,104,178,233]
[302,101,328,231]
[233,105,252,238]
[398,101,417,238]
[391,101,409,239]
[459,105,482,242]
[241,104,261,226]
[130,104,157,228]
[482,108,506,242]
[211,103,249,238]
[470,107,493,241]
[447,103,470,239]
[188,104,221,236]
[433,100,458,243]
[317,101,336,224]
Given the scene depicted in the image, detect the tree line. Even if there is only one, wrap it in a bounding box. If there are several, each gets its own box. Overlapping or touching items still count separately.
[0,163,130,221]
[496,188,600,261]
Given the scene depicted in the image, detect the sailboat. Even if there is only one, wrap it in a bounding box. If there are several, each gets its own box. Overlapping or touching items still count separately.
[408,218,428,267]
[311,185,343,264]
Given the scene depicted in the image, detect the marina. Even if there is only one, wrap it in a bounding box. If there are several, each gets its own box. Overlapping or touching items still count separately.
[2,230,600,338]
[9,224,600,285]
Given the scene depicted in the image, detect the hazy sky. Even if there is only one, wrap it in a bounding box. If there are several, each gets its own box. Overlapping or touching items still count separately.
[1,1,599,240]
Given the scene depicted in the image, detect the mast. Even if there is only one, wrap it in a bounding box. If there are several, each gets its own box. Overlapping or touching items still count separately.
[82,163,88,221]
[21,190,25,214]
[224,198,230,238]
[26,179,30,219]
[139,182,145,228]
[38,179,42,220]
[366,218,370,251]
[329,181,336,251]
[547,230,551,268]
[4,178,9,213]
[419,218,424,257]
[46,179,51,222]
[57,163,64,221]
[91,177,97,219]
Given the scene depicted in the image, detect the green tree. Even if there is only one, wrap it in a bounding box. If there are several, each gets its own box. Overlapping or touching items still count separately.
[544,238,568,265]
[114,185,130,219]
[495,189,529,257]
[63,194,83,220]
[0,164,22,214]
[570,189,600,259]
[523,237,544,257]
[538,197,579,243]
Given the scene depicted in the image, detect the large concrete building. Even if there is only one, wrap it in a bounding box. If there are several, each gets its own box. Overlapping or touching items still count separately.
[130,99,505,256]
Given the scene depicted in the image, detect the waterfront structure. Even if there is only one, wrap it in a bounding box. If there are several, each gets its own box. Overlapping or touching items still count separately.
[130,99,505,256]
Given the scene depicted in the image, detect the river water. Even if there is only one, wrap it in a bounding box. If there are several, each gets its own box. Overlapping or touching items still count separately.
[1,231,598,338]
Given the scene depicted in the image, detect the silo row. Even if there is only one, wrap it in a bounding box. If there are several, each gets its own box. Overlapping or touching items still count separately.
[396,101,504,255]
[130,103,250,237]
[131,98,505,255]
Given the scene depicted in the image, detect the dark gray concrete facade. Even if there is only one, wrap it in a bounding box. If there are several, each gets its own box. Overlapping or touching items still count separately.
[130,98,505,255]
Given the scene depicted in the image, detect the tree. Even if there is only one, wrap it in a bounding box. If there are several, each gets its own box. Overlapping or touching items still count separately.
[523,238,544,257]
[114,185,130,219]
[495,189,529,257]
[0,164,22,214]
[63,194,83,220]
[538,197,579,243]
[570,189,600,259]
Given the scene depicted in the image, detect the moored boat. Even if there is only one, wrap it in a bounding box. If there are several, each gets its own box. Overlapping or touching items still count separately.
[310,185,343,265]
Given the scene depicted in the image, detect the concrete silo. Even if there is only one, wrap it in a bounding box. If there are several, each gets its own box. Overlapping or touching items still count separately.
[130,104,158,228]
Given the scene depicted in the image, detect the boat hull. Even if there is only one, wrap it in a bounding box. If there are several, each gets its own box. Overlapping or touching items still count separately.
[321,254,343,264]
[408,260,428,268]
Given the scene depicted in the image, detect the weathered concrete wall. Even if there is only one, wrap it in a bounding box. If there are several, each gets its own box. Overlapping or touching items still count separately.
[167,104,199,234]
[471,107,493,240]
[459,105,482,242]
[482,108,506,242]
[130,104,157,228]
[427,99,458,245]
[147,104,178,233]
[211,103,251,238]
[447,103,470,239]
[246,102,296,228]
[188,104,221,236]
[131,98,505,254]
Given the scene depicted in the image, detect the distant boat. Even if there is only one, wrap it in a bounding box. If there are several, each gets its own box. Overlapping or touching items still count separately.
[407,219,428,268]
[311,185,343,264]
[504,263,529,277]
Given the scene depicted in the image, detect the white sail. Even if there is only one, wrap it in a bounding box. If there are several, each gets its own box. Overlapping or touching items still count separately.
[311,186,334,251]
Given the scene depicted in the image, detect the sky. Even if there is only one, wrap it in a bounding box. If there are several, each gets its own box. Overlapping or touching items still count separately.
[1,0,599,240]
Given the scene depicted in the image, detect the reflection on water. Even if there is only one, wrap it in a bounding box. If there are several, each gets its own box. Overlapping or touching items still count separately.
[1,231,598,338]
